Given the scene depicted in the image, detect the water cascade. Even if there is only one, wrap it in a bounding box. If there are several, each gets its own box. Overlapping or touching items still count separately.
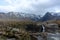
[32,25,46,40]
[42,25,45,32]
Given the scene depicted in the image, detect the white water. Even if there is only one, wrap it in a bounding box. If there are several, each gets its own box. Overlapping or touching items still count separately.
[47,33,60,40]
[33,25,60,40]
[42,25,45,32]
[33,25,46,40]
[35,33,60,40]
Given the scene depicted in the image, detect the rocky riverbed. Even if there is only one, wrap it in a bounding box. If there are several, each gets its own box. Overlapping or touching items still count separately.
[47,33,60,40]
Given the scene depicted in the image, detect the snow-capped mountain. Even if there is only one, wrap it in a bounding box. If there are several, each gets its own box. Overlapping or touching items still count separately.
[40,12,60,22]
[0,12,41,21]
[1,12,60,22]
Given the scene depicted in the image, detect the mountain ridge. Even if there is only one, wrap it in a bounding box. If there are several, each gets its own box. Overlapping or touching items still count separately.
[0,12,41,21]
[40,12,60,22]
[0,12,60,22]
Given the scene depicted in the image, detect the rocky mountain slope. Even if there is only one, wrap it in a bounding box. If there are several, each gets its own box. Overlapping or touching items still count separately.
[0,12,60,22]
[40,12,60,22]
[0,12,41,21]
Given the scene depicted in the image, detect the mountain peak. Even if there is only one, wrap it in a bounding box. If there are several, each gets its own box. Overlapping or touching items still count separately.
[40,12,60,22]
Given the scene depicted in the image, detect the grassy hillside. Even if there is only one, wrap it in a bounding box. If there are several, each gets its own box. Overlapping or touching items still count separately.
[0,19,60,40]
[0,20,39,40]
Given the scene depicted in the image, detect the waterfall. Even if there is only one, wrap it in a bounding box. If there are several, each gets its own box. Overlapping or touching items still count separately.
[42,25,45,32]
[32,25,46,40]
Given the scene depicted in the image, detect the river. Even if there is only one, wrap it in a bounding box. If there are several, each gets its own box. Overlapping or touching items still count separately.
[47,33,60,40]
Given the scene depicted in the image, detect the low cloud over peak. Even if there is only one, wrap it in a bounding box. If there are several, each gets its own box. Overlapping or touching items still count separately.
[0,0,60,16]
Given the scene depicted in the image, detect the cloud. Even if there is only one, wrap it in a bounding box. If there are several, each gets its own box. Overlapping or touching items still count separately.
[0,0,35,12]
[0,0,60,16]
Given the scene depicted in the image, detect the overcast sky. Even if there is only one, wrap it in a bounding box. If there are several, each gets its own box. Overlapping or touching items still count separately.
[0,0,60,16]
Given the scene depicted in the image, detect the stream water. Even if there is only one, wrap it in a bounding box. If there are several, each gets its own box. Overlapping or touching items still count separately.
[34,25,60,40]
[47,33,60,40]
[42,25,45,32]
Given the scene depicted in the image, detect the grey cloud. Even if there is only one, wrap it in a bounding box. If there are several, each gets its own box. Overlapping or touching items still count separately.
[28,0,60,16]
[0,0,60,16]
